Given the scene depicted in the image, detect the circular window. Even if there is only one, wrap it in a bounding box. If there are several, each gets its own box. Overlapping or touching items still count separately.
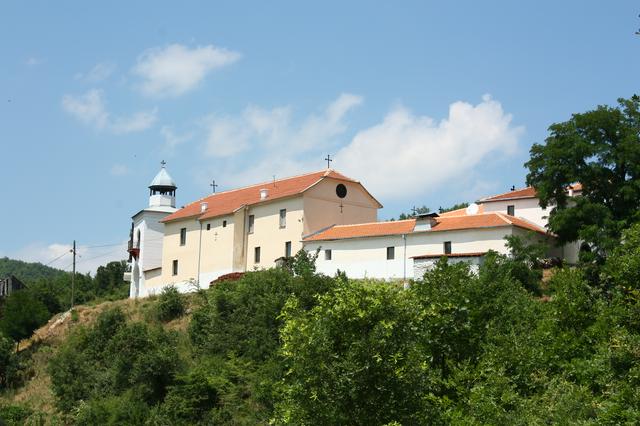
[336,183,347,198]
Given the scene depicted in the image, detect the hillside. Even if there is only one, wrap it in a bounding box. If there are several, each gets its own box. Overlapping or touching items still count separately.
[0,257,65,284]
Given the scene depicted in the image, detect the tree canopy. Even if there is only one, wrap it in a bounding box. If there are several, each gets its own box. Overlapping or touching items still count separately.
[526,95,640,259]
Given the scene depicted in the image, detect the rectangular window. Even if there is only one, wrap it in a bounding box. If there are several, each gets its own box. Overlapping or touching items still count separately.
[206,223,211,231]
[507,205,515,216]
[387,246,395,260]
[248,215,255,234]
[180,228,187,246]
[172,260,178,276]
[444,241,452,255]
[223,220,227,228]
[285,241,292,257]
[254,246,261,263]
[325,249,332,260]
[279,209,287,228]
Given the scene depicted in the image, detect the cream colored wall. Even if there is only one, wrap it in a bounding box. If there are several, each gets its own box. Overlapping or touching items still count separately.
[246,197,305,269]
[199,214,235,284]
[306,227,515,279]
[157,219,202,288]
[303,179,378,235]
[482,198,550,228]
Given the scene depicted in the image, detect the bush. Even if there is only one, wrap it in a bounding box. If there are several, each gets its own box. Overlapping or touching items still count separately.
[0,404,32,425]
[0,290,50,345]
[0,333,19,389]
[155,285,186,322]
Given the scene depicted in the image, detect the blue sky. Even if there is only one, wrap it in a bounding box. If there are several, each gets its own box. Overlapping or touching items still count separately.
[1,1,638,272]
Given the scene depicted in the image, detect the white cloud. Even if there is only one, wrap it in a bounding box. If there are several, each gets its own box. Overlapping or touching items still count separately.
[75,62,116,83]
[161,125,193,152]
[26,56,43,66]
[133,44,241,97]
[203,93,362,161]
[62,89,109,129]
[110,164,129,176]
[62,89,157,134]
[336,95,524,199]
[199,94,523,203]
[9,241,128,275]
[111,108,158,134]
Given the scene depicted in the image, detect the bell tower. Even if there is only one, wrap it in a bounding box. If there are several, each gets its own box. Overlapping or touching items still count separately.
[149,160,177,208]
[125,161,178,298]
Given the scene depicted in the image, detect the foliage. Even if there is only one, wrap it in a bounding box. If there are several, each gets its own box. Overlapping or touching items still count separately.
[93,261,129,300]
[48,307,181,414]
[397,204,430,220]
[526,95,640,260]
[603,222,640,290]
[504,232,549,294]
[0,290,50,344]
[439,202,470,213]
[155,285,186,322]
[0,257,64,283]
[0,404,33,425]
[0,334,18,389]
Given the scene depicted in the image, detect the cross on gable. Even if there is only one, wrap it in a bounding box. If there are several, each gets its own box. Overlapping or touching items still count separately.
[160,160,166,167]
[210,180,218,194]
[325,154,333,169]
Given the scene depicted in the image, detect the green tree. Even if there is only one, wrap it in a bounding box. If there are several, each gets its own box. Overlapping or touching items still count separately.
[526,95,640,260]
[398,205,430,220]
[439,202,470,213]
[93,261,128,299]
[0,290,49,346]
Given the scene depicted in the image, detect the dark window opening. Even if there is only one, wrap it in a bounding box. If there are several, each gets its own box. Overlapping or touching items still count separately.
[172,260,178,276]
[279,209,287,228]
[248,215,255,234]
[180,228,187,246]
[206,223,211,231]
[254,246,261,263]
[387,246,395,260]
[223,220,227,227]
[325,249,332,260]
[444,241,452,255]
[507,205,515,216]
[285,241,292,257]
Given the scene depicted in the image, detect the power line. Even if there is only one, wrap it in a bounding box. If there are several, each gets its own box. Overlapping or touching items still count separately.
[44,251,69,266]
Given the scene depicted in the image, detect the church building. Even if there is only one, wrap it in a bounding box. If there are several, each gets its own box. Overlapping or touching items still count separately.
[125,164,581,297]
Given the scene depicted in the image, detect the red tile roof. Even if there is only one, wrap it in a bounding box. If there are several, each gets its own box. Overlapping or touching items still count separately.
[479,183,583,203]
[438,204,485,217]
[161,169,378,223]
[303,212,548,242]
[412,252,487,259]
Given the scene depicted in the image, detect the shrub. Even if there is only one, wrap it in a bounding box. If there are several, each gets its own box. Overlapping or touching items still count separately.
[0,333,18,389]
[0,290,50,345]
[0,404,33,425]
[155,285,186,322]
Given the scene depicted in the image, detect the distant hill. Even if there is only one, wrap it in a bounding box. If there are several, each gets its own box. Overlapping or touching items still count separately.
[0,257,66,284]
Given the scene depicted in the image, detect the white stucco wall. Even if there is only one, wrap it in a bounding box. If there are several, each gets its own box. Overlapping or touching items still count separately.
[305,226,516,280]
[481,198,551,228]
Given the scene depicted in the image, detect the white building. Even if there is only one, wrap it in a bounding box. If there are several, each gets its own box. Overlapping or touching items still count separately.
[304,210,552,280]
[124,162,178,298]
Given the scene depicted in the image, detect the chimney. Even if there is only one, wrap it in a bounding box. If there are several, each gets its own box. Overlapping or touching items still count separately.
[260,188,268,200]
[200,202,208,212]
[414,212,439,232]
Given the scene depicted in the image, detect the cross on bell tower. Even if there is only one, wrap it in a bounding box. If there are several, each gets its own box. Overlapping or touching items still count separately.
[210,180,218,194]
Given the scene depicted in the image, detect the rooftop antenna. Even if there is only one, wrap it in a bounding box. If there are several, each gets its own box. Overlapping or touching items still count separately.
[210,180,218,194]
[272,175,276,187]
[411,206,417,216]
[325,154,333,169]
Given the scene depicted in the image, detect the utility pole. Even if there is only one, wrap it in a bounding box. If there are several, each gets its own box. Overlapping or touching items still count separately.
[70,240,76,309]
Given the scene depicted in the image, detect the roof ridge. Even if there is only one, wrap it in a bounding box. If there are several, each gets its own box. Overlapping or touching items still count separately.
[479,186,534,201]
[181,169,332,209]
[331,218,416,228]
[494,212,513,225]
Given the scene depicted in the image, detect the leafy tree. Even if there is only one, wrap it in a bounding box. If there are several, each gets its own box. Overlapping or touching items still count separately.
[439,202,470,213]
[603,223,640,290]
[0,333,18,388]
[0,290,49,346]
[277,279,438,425]
[526,95,640,259]
[398,205,430,220]
[93,261,128,299]
[155,285,186,322]
[0,257,64,283]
